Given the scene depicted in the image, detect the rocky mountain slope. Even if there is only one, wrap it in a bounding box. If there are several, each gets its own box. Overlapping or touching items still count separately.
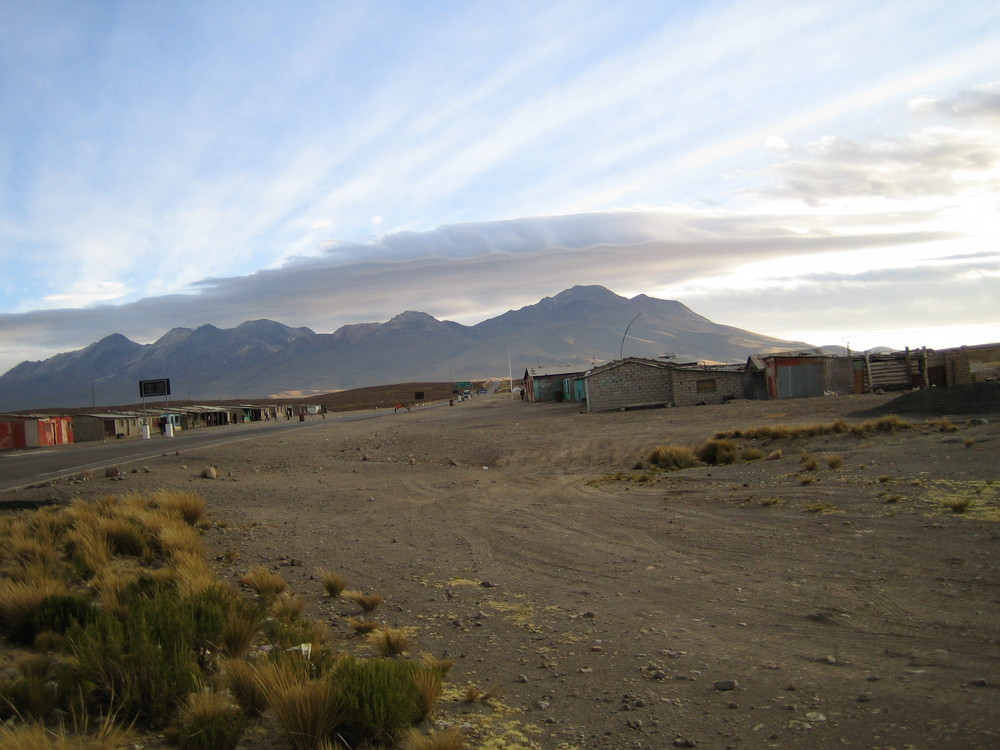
[0,286,812,410]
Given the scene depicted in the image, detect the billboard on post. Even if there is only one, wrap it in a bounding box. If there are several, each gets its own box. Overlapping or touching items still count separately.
[139,379,171,398]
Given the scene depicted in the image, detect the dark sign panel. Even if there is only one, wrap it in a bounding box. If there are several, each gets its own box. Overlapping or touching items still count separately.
[414,392,425,400]
[139,379,171,398]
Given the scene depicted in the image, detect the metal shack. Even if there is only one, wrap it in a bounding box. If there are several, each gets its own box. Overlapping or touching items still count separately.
[0,414,74,449]
[746,353,853,399]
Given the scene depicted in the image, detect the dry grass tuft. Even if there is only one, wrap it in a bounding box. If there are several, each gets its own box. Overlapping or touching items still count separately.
[941,496,972,513]
[399,726,466,750]
[255,660,343,750]
[367,626,414,656]
[418,652,455,676]
[176,687,245,750]
[348,617,380,635]
[316,568,349,598]
[412,666,442,720]
[344,590,383,613]
[242,565,287,599]
[220,657,269,716]
[696,438,739,465]
[152,490,207,525]
[647,444,698,470]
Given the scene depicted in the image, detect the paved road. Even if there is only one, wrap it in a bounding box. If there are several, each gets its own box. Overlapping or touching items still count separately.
[0,408,402,494]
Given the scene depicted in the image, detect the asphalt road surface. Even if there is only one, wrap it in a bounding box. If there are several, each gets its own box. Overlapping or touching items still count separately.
[0,409,399,495]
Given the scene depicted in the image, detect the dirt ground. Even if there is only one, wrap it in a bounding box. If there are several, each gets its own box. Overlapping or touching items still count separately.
[6,388,1000,749]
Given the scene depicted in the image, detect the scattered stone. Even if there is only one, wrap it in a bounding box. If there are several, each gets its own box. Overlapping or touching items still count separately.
[516,674,529,683]
[766,449,783,460]
[201,466,218,480]
[104,467,121,478]
[856,692,872,702]
[713,680,738,691]
[673,738,697,748]
[479,580,496,588]
[805,711,827,722]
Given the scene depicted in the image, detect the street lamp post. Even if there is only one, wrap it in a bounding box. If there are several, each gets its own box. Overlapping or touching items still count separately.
[620,313,642,360]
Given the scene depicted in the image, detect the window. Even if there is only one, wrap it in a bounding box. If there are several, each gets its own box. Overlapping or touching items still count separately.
[696,378,717,393]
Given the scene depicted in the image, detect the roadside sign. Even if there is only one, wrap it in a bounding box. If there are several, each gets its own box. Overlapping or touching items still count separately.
[139,379,171,398]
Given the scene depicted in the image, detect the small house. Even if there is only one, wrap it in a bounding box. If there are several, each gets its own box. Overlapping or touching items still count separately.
[522,365,590,402]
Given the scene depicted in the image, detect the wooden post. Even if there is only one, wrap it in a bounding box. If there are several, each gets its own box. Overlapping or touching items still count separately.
[864,353,874,393]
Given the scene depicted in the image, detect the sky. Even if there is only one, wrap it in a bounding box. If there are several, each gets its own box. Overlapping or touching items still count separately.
[1,0,999,374]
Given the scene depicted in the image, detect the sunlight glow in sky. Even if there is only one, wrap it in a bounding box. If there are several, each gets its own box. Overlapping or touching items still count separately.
[1,0,999,373]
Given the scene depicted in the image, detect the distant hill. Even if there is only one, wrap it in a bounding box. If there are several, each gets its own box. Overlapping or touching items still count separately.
[0,286,814,411]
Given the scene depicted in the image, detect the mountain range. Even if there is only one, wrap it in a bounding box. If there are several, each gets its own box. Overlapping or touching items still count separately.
[0,285,814,411]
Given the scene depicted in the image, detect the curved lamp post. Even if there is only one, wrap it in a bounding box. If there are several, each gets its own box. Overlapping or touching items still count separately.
[620,313,642,360]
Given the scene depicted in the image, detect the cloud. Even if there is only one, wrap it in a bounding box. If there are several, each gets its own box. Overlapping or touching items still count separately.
[909,81,1000,123]
[0,206,969,373]
[760,129,1000,204]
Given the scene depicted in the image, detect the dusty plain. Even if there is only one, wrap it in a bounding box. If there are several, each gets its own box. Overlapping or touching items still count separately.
[4,388,1000,750]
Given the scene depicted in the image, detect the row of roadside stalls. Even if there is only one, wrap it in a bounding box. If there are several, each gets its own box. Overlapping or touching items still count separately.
[0,414,74,450]
[45,404,292,444]
[524,345,990,412]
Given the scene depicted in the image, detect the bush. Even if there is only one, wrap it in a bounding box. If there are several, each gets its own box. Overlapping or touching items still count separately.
[647,444,698,470]
[0,577,67,645]
[334,656,425,745]
[317,569,349,598]
[696,438,738,465]
[64,587,211,726]
[256,659,344,750]
[177,689,246,750]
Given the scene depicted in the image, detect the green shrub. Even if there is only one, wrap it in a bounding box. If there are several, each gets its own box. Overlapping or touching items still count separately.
[64,588,206,726]
[334,656,425,745]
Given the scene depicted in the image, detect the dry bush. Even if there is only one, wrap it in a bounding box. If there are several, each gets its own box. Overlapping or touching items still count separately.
[696,438,738,465]
[400,727,466,750]
[316,569,349,598]
[255,660,344,750]
[740,447,765,461]
[153,491,207,525]
[941,496,972,513]
[800,452,819,471]
[219,600,265,658]
[412,666,442,721]
[65,527,113,577]
[344,590,383,613]
[0,577,68,644]
[929,417,959,433]
[220,657,269,716]
[99,516,151,558]
[367,626,414,656]
[169,551,217,597]
[461,682,499,703]
[825,454,844,469]
[156,521,205,559]
[647,444,698,470]
[418,652,455,676]
[243,566,287,599]
[176,688,245,750]
[272,592,307,621]
[348,617,380,635]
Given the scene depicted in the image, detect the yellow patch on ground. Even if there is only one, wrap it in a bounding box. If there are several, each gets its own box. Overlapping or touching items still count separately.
[920,479,1000,520]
